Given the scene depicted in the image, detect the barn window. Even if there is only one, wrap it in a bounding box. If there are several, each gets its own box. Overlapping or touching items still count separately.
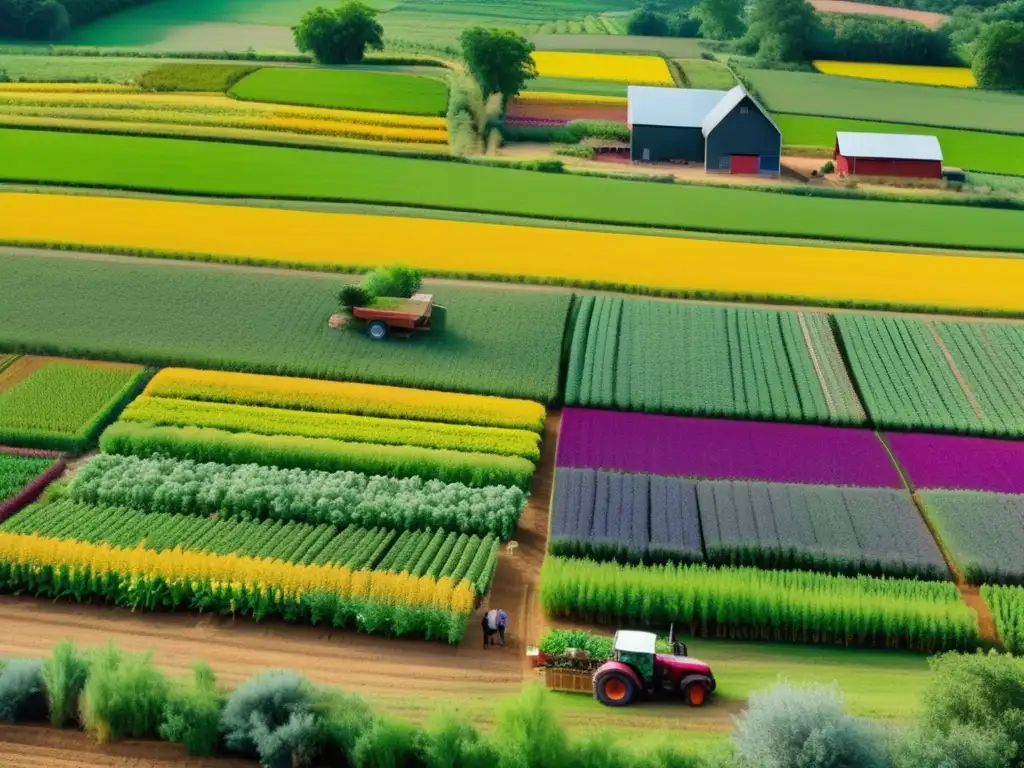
[740,106,749,114]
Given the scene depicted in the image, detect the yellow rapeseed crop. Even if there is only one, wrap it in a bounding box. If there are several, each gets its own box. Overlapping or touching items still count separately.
[5,193,1024,313]
[0,531,476,612]
[813,61,976,88]
[145,368,547,432]
[0,83,141,93]
[515,91,628,105]
[531,51,675,85]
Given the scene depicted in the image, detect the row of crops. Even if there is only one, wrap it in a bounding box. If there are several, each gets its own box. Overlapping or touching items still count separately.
[0,365,545,642]
[550,468,947,580]
[563,296,1024,439]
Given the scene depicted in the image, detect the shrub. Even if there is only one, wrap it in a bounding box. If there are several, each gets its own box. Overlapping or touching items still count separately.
[423,712,498,768]
[311,687,375,765]
[820,160,835,174]
[338,284,367,310]
[80,644,170,743]
[220,671,315,758]
[496,685,568,768]
[905,651,1024,768]
[353,718,427,768]
[361,264,423,300]
[896,722,1015,768]
[554,145,596,160]
[732,682,891,768]
[538,629,613,659]
[159,662,224,756]
[0,659,47,723]
[42,639,90,727]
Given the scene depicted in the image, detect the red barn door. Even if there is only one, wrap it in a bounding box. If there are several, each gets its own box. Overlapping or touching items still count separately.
[731,155,759,174]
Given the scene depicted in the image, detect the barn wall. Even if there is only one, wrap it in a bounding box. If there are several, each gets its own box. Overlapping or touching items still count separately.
[848,158,942,178]
[631,124,704,163]
[704,96,781,174]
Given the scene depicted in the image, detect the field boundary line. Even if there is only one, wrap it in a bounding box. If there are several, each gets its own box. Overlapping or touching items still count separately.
[923,321,985,420]
[797,312,837,418]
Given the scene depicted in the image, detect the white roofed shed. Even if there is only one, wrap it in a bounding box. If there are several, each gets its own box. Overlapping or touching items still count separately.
[627,86,727,128]
[835,131,943,161]
[613,630,657,654]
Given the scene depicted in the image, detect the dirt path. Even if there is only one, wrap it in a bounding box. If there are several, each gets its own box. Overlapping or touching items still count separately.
[810,0,949,28]
[0,725,255,767]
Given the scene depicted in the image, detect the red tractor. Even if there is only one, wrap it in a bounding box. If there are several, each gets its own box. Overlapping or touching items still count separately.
[593,629,716,707]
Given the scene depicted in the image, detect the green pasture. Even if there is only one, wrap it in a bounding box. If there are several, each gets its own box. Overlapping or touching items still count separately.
[54,0,632,50]
[0,54,160,82]
[230,67,448,115]
[677,58,735,90]
[530,33,704,57]
[743,67,1024,135]
[521,75,627,97]
[969,172,1024,193]
[0,251,570,403]
[139,62,258,92]
[3,129,1024,251]
[777,114,1024,177]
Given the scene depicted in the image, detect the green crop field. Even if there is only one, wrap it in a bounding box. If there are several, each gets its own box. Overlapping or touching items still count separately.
[0,251,570,403]
[139,62,259,92]
[677,58,735,90]
[777,114,1024,177]
[4,129,1024,251]
[742,67,1024,135]
[531,34,703,57]
[521,75,628,97]
[564,296,865,425]
[230,68,449,116]
[0,54,163,83]
[835,314,1024,437]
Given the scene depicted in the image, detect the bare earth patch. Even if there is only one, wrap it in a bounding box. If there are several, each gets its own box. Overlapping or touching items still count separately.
[811,0,949,28]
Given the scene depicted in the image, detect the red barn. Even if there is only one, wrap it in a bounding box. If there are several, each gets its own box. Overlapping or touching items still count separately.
[834,132,943,178]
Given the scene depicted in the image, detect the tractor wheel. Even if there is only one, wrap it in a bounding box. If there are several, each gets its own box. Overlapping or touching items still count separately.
[367,321,389,340]
[593,671,638,707]
[683,682,707,707]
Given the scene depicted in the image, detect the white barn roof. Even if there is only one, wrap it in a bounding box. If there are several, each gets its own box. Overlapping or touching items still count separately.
[627,86,727,128]
[836,131,943,161]
[701,85,779,136]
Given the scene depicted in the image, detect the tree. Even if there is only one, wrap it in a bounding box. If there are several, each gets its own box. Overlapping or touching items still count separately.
[692,0,745,40]
[460,27,536,103]
[745,0,822,62]
[627,6,671,35]
[973,20,1024,90]
[292,1,383,65]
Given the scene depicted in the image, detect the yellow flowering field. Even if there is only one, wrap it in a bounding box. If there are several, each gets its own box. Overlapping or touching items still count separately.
[515,91,628,105]
[5,193,1024,313]
[813,61,976,88]
[0,83,141,93]
[145,368,547,432]
[531,51,675,85]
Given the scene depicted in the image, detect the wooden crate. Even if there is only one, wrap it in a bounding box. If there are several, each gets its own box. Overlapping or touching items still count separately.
[544,668,592,693]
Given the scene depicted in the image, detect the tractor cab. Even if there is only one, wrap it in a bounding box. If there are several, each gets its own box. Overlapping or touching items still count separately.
[593,629,716,708]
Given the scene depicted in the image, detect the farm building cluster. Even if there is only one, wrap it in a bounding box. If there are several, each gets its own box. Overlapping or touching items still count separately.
[626,85,945,180]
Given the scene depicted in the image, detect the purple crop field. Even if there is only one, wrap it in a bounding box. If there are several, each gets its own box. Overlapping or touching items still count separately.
[557,408,903,487]
[888,432,1024,494]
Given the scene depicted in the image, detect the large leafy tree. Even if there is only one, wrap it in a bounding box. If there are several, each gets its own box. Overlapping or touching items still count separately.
[745,0,821,62]
[459,27,537,103]
[692,0,745,40]
[292,1,383,65]
[972,20,1024,90]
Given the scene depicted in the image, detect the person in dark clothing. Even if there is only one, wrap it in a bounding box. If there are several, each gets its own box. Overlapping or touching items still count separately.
[496,609,508,646]
[483,608,508,648]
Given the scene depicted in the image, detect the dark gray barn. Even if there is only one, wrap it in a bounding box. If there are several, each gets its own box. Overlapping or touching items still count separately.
[628,85,782,175]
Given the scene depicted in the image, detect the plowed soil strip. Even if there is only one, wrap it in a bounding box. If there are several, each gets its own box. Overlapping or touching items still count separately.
[797,312,837,417]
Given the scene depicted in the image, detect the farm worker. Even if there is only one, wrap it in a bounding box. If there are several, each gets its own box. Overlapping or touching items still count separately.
[497,609,508,646]
[482,609,499,648]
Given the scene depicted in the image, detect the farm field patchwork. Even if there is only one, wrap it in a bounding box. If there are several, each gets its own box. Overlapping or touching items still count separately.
[887,432,1024,493]
[812,61,976,88]
[0,252,570,402]
[0,89,448,145]
[0,452,55,516]
[4,194,1024,313]
[507,91,627,124]
[741,67,1024,135]
[921,490,1024,585]
[565,296,865,424]
[983,585,1024,653]
[530,51,675,85]
[836,315,1024,437]
[0,356,145,452]
[69,453,527,539]
[521,75,628,97]
[137,62,259,92]
[229,68,449,116]
[5,133,1024,253]
[676,58,735,90]
[776,114,1024,177]
[556,408,902,487]
[540,556,979,651]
